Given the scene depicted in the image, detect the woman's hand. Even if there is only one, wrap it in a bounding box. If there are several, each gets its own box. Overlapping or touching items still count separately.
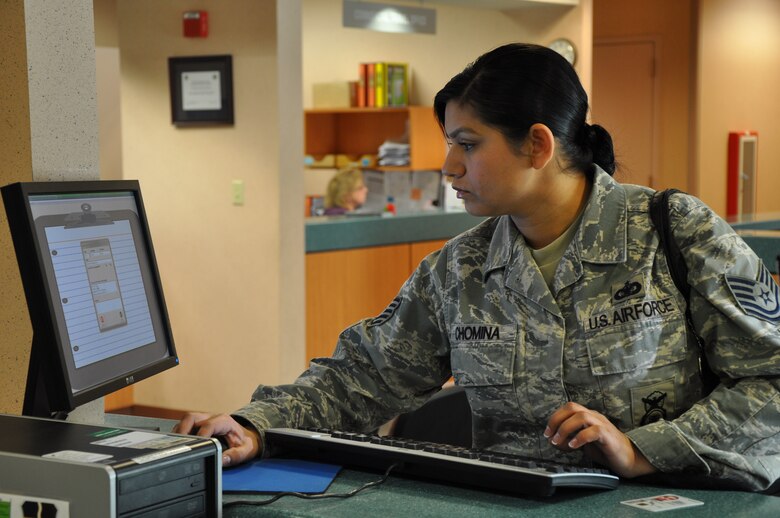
[544,402,657,478]
[173,412,261,468]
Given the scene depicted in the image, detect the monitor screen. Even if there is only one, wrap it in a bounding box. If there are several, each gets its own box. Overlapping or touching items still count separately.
[2,181,178,417]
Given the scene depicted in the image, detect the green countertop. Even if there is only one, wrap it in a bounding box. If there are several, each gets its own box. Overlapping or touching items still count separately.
[222,467,780,517]
[305,210,485,253]
[306,210,780,272]
[728,212,780,230]
[731,214,780,273]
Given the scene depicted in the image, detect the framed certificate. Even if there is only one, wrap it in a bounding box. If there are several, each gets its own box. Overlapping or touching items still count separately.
[168,55,234,125]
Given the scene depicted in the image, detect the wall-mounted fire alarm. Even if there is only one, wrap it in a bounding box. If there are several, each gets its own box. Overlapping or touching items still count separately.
[183,11,208,38]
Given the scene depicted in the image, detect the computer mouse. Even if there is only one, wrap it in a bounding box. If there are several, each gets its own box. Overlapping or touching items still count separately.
[190,427,230,452]
[214,434,231,452]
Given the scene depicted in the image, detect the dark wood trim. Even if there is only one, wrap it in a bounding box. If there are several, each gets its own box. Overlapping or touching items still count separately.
[109,405,190,421]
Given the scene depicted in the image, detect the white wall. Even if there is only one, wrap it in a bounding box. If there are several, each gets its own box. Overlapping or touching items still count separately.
[696,0,780,215]
[118,0,304,413]
[96,47,123,181]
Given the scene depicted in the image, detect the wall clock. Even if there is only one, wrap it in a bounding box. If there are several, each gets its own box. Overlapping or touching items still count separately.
[549,38,577,66]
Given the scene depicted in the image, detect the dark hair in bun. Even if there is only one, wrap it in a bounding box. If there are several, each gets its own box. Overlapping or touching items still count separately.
[434,43,616,176]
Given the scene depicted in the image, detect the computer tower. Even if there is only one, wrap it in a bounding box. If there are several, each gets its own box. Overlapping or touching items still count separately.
[0,414,221,517]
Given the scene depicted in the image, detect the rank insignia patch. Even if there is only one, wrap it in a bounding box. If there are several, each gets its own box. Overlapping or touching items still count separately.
[370,296,401,326]
[726,263,780,323]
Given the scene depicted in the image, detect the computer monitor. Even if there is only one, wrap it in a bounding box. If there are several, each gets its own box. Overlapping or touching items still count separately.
[1,180,178,418]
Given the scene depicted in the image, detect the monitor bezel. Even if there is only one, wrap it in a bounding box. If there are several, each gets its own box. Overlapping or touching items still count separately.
[2,180,179,416]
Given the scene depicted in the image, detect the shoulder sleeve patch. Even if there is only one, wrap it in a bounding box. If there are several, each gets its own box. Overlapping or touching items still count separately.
[725,262,780,323]
[369,296,402,327]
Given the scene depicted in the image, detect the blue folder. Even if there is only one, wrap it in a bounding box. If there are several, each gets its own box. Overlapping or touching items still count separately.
[222,458,342,494]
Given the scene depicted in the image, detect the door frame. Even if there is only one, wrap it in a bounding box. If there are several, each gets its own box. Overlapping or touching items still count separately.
[593,36,661,188]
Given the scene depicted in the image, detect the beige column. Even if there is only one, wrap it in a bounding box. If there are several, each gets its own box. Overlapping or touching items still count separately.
[0,0,100,415]
[277,0,306,382]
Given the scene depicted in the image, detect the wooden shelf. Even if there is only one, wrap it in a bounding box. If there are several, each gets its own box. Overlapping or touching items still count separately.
[304,106,446,171]
[305,107,410,114]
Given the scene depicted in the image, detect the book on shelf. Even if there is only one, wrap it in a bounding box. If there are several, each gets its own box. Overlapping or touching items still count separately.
[358,62,409,108]
[386,63,409,107]
[374,62,386,108]
[366,63,376,107]
[357,63,368,107]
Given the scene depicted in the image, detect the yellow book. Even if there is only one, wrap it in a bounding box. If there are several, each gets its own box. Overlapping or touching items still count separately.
[374,62,386,108]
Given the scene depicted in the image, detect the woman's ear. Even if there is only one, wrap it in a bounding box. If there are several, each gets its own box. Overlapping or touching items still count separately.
[527,123,555,170]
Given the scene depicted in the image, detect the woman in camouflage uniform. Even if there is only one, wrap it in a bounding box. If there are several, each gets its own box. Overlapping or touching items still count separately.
[176,43,779,492]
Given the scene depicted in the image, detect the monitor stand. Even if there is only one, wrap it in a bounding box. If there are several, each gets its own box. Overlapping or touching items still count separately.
[24,333,177,432]
[62,399,177,433]
[101,412,178,433]
[22,332,63,419]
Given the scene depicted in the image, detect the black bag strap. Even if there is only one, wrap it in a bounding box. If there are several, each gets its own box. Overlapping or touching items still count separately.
[650,189,718,393]
[650,188,689,299]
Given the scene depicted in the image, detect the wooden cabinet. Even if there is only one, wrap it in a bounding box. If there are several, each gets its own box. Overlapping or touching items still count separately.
[410,239,447,269]
[306,239,447,361]
[305,106,447,170]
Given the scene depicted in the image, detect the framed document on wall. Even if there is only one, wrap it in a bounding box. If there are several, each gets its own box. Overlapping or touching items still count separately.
[168,55,234,125]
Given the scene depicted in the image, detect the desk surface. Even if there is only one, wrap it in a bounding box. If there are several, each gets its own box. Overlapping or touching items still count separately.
[222,468,779,517]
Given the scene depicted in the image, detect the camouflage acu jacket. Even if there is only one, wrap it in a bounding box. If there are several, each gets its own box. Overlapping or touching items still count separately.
[234,169,780,491]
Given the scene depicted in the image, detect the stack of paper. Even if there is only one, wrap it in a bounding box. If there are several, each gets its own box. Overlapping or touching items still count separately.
[378,140,410,167]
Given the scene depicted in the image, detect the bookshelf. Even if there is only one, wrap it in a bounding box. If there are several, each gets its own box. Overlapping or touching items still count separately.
[304,106,447,171]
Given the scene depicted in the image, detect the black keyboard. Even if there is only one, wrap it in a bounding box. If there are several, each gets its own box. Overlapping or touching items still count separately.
[264,428,619,497]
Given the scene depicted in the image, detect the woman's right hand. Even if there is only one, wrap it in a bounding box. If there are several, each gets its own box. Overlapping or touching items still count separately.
[173,412,261,468]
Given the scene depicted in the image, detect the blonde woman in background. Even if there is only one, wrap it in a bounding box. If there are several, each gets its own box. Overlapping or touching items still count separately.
[323,169,368,215]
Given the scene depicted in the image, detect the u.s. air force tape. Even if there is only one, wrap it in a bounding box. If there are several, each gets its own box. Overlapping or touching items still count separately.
[370,296,401,326]
[726,263,780,323]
